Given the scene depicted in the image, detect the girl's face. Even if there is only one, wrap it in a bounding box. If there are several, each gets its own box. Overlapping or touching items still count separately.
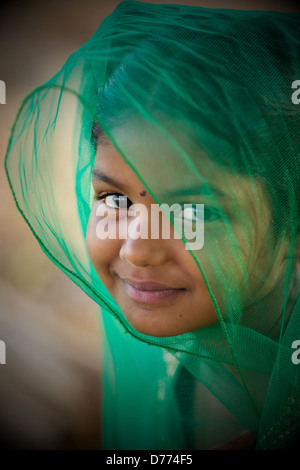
[87,140,218,337]
[86,129,278,337]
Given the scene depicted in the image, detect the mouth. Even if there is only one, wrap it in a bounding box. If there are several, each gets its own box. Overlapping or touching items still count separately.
[120,277,187,305]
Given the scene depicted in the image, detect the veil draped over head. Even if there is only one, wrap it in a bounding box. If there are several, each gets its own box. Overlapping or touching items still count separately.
[5,1,300,449]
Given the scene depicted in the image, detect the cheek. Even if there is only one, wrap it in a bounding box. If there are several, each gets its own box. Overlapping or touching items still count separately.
[191,213,273,313]
[86,209,120,280]
[177,247,216,308]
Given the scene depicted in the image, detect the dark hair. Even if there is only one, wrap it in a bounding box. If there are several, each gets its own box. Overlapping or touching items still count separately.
[92,118,109,148]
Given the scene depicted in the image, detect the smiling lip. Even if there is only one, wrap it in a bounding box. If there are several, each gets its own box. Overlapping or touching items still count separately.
[120,278,186,304]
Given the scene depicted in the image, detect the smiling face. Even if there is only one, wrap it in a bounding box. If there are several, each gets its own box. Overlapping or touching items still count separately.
[86,125,283,337]
[86,141,218,337]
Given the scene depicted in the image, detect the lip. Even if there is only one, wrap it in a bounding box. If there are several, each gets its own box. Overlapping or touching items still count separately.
[120,277,186,304]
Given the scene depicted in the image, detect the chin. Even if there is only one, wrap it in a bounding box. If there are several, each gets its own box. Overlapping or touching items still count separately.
[122,311,190,338]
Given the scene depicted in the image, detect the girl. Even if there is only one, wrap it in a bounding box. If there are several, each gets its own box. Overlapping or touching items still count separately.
[5,1,300,449]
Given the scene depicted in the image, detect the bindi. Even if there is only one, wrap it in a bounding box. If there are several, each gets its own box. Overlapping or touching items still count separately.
[139,190,147,197]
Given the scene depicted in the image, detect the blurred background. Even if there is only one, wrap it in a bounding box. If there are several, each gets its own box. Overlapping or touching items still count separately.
[0,0,299,450]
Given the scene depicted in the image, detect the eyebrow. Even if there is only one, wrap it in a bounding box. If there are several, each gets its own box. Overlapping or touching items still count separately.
[92,169,127,190]
[165,186,231,199]
[92,168,232,199]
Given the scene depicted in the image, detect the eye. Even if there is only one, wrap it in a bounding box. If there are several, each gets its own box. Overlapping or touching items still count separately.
[96,193,132,210]
[175,204,221,222]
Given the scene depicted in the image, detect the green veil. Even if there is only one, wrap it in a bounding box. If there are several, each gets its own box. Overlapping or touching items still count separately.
[5,1,300,449]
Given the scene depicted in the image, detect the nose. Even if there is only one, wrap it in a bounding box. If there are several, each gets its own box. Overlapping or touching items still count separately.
[119,236,170,267]
[119,199,179,267]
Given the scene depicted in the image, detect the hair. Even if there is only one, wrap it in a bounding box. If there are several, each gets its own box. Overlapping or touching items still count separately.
[91,16,300,245]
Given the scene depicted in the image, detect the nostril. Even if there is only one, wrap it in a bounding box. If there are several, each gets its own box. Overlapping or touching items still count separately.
[119,249,149,267]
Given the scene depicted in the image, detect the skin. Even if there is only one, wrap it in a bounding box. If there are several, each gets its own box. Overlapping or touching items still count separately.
[86,124,286,337]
